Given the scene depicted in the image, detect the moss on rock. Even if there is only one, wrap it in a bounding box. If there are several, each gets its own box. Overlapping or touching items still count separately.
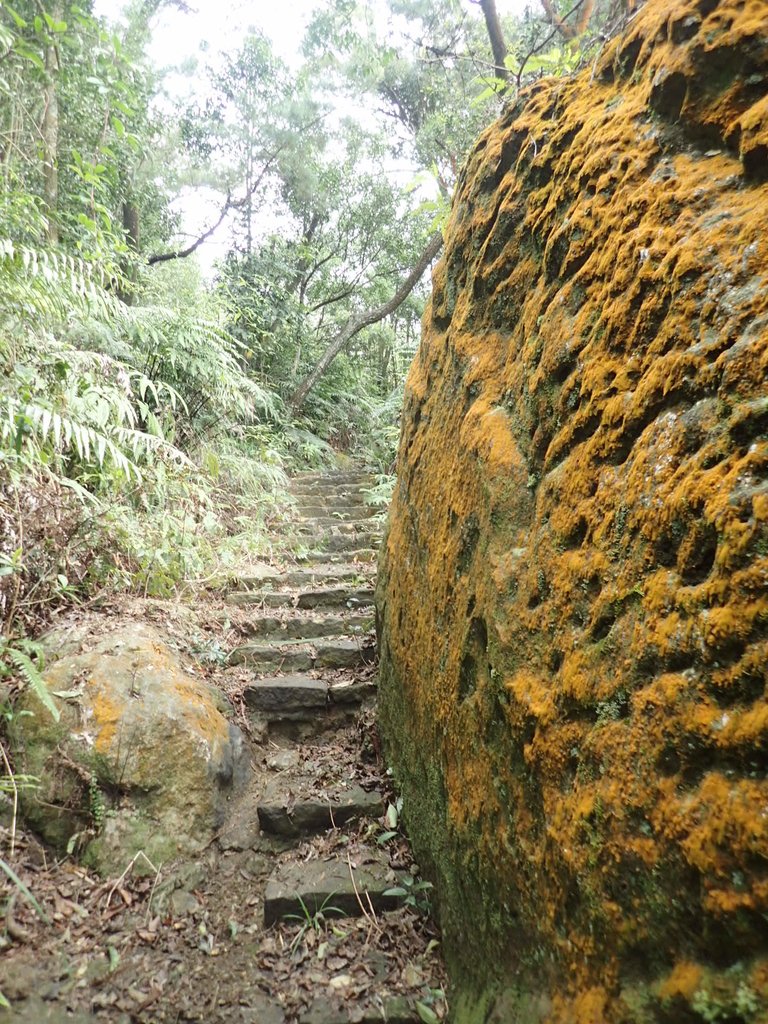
[11,620,246,875]
[377,0,768,1019]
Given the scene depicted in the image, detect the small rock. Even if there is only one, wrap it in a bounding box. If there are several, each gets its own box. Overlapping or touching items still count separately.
[170,889,201,916]
[266,748,301,771]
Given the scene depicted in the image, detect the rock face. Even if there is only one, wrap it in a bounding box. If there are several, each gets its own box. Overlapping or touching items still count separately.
[12,621,246,874]
[377,2,768,1021]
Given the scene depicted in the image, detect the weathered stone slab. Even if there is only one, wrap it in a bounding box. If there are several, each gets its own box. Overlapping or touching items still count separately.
[243,676,328,712]
[230,638,374,671]
[328,678,378,705]
[296,505,376,521]
[300,997,419,1024]
[295,519,378,534]
[229,643,314,672]
[234,564,374,591]
[315,639,375,669]
[295,488,370,502]
[295,548,377,564]
[226,590,298,608]
[258,783,384,837]
[240,612,373,640]
[292,471,374,485]
[263,852,404,924]
[325,532,380,553]
[296,588,375,610]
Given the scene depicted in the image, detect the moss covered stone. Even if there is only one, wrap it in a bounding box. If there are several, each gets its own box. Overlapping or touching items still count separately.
[11,620,246,875]
[377,0,768,1019]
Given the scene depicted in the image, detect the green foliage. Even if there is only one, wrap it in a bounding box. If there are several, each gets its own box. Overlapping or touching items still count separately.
[283,893,346,956]
[0,638,58,722]
[383,874,434,914]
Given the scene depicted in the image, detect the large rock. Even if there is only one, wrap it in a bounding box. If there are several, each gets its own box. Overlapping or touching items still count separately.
[377,2,768,1021]
[11,620,246,874]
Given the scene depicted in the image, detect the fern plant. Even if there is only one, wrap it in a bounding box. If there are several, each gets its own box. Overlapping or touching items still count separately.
[0,637,57,722]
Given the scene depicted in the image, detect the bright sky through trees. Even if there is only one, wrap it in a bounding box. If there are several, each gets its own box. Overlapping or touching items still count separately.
[91,0,530,270]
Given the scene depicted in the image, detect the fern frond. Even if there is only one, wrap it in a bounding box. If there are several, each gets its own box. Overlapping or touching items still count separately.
[6,648,60,722]
[2,398,191,480]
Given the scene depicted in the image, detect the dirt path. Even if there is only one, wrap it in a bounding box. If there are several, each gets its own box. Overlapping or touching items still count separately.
[0,470,447,1024]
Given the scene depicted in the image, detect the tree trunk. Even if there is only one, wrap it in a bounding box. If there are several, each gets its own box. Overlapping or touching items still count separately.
[290,231,443,412]
[41,10,61,243]
[479,0,510,78]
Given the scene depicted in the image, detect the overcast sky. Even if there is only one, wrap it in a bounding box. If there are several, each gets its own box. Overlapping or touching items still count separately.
[95,0,531,69]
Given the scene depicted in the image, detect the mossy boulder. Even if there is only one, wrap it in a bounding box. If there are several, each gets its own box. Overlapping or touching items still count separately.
[11,620,246,874]
[377,0,768,1020]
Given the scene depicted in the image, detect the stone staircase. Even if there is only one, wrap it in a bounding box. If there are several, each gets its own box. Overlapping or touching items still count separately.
[223,470,431,1024]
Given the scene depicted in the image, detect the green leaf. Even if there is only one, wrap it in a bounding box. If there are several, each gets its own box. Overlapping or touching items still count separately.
[5,5,28,29]
[0,858,49,922]
[385,802,398,829]
[7,649,59,722]
[415,1003,439,1024]
[14,43,44,70]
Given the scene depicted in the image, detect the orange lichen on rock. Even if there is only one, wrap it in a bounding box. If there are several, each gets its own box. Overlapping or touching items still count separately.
[376,0,768,1020]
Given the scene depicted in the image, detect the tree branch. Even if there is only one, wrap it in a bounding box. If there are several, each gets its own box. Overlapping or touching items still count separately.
[307,285,356,313]
[290,231,443,412]
[147,118,324,266]
[539,0,593,41]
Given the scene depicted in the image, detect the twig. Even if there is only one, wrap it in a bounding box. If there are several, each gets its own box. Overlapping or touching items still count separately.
[346,853,381,940]
[146,864,163,923]
[516,0,589,89]
[103,850,160,912]
[5,891,33,943]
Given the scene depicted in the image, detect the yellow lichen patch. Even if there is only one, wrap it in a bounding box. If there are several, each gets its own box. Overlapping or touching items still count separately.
[172,677,230,749]
[658,961,704,1002]
[89,681,122,754]
[506,670,555,724]
[460,400,523,472]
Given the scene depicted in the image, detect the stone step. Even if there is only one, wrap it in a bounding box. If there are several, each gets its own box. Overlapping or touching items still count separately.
[292,471,375,486]
[233,564,375,591]
[230,638,376,671]
[263,849,404,925]
[294,548,377,565]
[294,520,379,537]
[295,504,377,520]
[237,611,374,640]
[243,675,376,716]
[324,533,380,554]
[296,587,375,609]
[291,486,372,498]
[258,781,384,838]
[294,492,372,508]
[300,997,420,1024]
[227,587,375,610]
